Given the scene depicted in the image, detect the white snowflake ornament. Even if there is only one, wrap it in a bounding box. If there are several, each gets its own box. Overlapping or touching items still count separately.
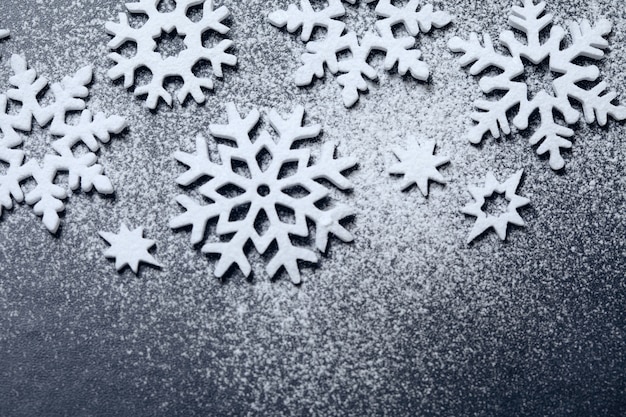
[461,169,530,244]
[99,224,163,274]
[0,55,126,233]
[106,0,237,109]
[389,137,449,196]
[269,0,452,107]
[171,104,357,284]
[448,0,626,170]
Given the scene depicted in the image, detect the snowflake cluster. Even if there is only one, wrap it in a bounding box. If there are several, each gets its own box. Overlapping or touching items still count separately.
[171,104,357,283]
[0,55,126,233]
[449,0,626,170]
[106,0,237,109]
[270,0,452,107]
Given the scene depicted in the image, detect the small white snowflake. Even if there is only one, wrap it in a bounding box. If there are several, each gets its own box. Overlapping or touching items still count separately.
[269,0,452,107]
[448,0,626,170]
[461,169,530,243]
[389,137,449,196]
[99,224,163,274]
[106,0,237,109]
[170,104,357,284]
[0,54,126,233]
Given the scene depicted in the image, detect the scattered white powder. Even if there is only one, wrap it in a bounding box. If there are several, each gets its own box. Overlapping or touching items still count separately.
[0,0,624,415]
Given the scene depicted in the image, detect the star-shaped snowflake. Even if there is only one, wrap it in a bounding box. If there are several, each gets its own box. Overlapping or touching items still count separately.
[448,0,626,170]
[170,104,357,284]
[99,224,163,274]
[389,137,449,196]
[461,169,530,243]
[270,0,452,107]
[0,55,126,233]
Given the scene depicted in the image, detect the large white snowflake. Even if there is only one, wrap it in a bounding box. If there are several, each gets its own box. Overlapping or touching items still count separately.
[170,104,357,284]
[448,0,626,170]
[0,55,126,233]
[106,0,237,109]
[269,0,452,107]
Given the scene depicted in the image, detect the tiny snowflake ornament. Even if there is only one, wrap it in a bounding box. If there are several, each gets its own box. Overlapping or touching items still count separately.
[389,137,449,196]
[99,224,163,274]
[461,169,530,243]
[171,104,357,284]
[269,0,452,107]
[0,55,126,233]
[106,0,237,109]
[448,0,626,170]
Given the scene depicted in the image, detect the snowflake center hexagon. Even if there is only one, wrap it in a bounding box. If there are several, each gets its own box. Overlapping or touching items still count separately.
[518,57,556,100]
[155,28,187,59]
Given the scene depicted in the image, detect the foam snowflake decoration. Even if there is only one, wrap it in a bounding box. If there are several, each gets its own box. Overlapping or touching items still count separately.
[106,0,237,109]
[171,104,357,283]
[269,0,452,107]
[99,224,163,274]
[461,169,530,243]
[0,54,126,233]
[448,0,626,170]
[389,136,449,196]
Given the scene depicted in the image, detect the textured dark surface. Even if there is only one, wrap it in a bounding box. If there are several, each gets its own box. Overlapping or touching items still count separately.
[0,0,624,416]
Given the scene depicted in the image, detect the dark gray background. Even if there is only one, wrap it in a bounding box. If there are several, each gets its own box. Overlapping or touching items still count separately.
[0,0,624,415]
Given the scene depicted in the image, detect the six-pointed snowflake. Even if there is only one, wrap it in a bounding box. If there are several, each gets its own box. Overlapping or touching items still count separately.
[106,0,237,109]
[0,54,126,233]
[389,136,449,196]
[270,0,452,107]
[461,169,530,243]
[171,104,357,283]
[99,224,163,274]
[449,0,626,170]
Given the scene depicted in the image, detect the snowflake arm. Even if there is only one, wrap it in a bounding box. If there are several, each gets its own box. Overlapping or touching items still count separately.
[0,123,35,216]
[0,29,8,39]
[461,169,530,243]
[499,0,554,63]
[99,224,163,274]
[389,137,449,196]
[106,0,237,109]
[171,104,357,283]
